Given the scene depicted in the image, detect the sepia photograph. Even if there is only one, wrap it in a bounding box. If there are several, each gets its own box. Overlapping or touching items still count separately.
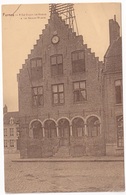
[2,1,125,193]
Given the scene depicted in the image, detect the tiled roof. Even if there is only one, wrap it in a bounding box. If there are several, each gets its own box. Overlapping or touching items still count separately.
[4,111,19,124]
[104,37,122,73]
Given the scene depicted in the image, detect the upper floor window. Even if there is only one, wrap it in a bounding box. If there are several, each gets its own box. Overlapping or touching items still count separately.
[10,128,14,136]
[50,55,63,76]
[4,128,7,137]
[71,50,85,73]
[115,80,122,104]
[32,86,44,107]
[73,81,87,102]
[30,58,43,79]
[52,84,64,105]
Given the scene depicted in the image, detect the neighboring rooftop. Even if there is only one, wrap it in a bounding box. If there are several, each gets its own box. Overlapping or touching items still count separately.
[4,111,19,124]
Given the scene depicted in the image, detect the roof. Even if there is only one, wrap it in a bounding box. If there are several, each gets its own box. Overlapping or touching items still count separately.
[4,111,19,124]
[104,37,122,73]
[105,37,122,58]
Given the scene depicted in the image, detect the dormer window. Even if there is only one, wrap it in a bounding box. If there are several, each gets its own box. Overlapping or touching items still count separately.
[71,50,85,73]
[10,117,14,125]
[30,58,43,79]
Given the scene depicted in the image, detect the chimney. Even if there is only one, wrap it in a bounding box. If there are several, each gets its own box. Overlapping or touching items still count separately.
[109,15,120,45]
[3,104,8,114]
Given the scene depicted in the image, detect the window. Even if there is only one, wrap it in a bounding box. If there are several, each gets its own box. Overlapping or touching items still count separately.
[71,50,85,73]
[52,84,64,105]
[4,140,7,148]
[73,81,87,102]
[10,140,14,147]
[51,55,63,76]
[30,58,43,79]
[117,116,123,147]
[4,128,7,137]
[10,117,14,124]
[32,86,44,107]
[10,128,14,136]
[115,80,122,104]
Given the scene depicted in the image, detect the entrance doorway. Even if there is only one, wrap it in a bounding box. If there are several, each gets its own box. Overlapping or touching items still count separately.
[58,118,70,146]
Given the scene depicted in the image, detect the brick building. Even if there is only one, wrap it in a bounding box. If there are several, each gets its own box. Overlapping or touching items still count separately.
[4,105,20,153]
[17,5,123,158]
[103,16,123,156]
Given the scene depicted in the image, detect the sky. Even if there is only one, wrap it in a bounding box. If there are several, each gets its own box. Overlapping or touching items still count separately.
[2,3,121,112]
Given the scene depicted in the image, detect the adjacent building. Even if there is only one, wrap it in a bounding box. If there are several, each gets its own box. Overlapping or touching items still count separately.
[16,4,123,158]
[103,16,123,155]
[4,105,20,153]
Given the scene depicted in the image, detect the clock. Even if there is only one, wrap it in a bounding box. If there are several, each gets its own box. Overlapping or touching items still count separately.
[51,35,60,44]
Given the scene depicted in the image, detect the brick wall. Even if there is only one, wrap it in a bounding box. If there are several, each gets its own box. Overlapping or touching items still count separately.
[18,13,105,158]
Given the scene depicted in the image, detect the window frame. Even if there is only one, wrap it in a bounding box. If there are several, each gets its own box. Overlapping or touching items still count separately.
[4,128,7,137]
[30,57,43,78]
[73,80,87,103]
[32,86,44,107]
[52,83,65,105]
[71,50,85,73]
[10,140,14,147]
[50,54,63,76]
[10,128,14,136]
[115,79,122,105]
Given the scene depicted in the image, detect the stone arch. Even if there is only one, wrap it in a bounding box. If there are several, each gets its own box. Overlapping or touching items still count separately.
[29,120,43,139]
[29,119,43,129]
[71,116,85,124]
[44,119,57,138]
[43,118,57,126]
[86,115,101,137]
[57,117,71,125]
[85,114,101,124]
[72,117,85,137]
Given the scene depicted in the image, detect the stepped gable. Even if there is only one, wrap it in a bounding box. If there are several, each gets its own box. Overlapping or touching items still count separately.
[18,9,103,76]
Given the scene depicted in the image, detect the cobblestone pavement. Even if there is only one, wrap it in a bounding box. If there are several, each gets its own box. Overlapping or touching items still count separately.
[4,154,125,193]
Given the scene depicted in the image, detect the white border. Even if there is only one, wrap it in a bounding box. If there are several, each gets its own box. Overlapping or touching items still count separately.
[0,0,126,195]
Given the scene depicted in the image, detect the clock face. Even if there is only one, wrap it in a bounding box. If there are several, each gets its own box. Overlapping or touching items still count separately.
[52,35,60,44]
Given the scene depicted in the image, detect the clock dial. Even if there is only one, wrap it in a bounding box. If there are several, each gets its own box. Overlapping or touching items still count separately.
[52,35,60,44]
